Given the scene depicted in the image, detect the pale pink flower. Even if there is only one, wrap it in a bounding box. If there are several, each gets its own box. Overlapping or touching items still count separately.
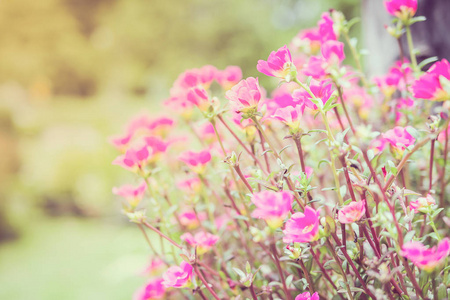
[382,126,415,151]
[412,59,450,101]
[343,86,374,121]
[186,86,210,110]
[176,177,202,194]
[394,97,415,124]
[217,66,242,90]
[179,211,207,229]
[226,77,263,115]
[181,232,219,254]
[195,122,217,144]
[321,40,345,65]
[401,238,450,272]
[144,136,170,154]
[141,258,165,277]
[273,105,305,133]
[291,28,322,54]
[109,132,133,151]
[257,45,295,80]
[251,191,293,229]
[293,82,334,110]
[384,0,417,18]
[198,65,218,87]
[295,292,320,300]
[112,180,147,207]
[162,261,193,288]
[283,206,320,243]
[303,56,328,80]
[338,201,366,224]
[179,150,212,173]
[127,116,175,137]
[410,194,436,214]
[133,278,165,300]
[112,144,150,172]
[437,123,450,144]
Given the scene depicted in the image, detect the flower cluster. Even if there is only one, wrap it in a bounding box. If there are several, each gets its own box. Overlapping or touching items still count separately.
[112,4,450,300]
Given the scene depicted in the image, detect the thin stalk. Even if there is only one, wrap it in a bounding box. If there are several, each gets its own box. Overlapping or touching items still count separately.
[429,139,436,191]
[298,259,315,294]
[249,283,258,300]
[142,221,182,249]
[270,243,292,300]
[439,127,449,207]
[342,31,369,88]
[334,82,356,135]
[325,239,354,300]
[234,164,254,193]
[405,24,418,70]
[193,263,221,300]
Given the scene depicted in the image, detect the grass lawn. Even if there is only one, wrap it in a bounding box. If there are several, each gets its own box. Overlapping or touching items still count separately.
[0,216,153,300]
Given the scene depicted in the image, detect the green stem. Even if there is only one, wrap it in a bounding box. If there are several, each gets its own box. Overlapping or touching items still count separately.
[405,24,418,71]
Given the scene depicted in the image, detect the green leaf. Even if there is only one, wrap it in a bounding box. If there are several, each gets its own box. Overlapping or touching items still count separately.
[404,230,415,243]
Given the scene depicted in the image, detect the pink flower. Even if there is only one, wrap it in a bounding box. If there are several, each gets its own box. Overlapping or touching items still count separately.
[162,261,193,288]
[293,82,334,110]
[412,59,450,101]
[318,12,338,42]
[133,278,165,300]
[257,45,295,80]
[186,86,210,110]
[179,150,211,173]
[303,56,327,80]
[226,77,263,115]
[384,0,417,18]
[251,191,293,229]
[181,232,219,254]
[179,211,207,229]
[198,65,218,87]
[112,144,150,172]
[401,238,450,272]
[295,292,320,300]
[112,180,147,208]
[321,40,345,65]
[217,66,242,90]
[382,126,415,152]
[283,206,320,243]
[410,194,436,214]
[177,177,202,194]
[141,258,165,276]
[338,201,366,224]
[109,132,133,151]
[273,105,305,133]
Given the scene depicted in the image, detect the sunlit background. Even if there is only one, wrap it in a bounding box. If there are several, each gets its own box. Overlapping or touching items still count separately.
[0,0,358,299]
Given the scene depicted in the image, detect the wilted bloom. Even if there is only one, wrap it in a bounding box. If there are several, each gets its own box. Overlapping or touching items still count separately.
[382,126,415,155]
[401,238,450,272]
[410,194,436,214]
[226,77,263,116]
[251,191,293,229]
[181,232,219,254]
[112,181,147,208]
[133,278,165,300]
[257,45,296,81]
[293,82,334,110]
[338,200,366,224]
[162,261,193,288]
[412,59,450,101]
[217,66,242,90]
[283,206,320,243]
[112,145,150,172]
[273,105,305,133]
[179,150,211,173]
[384,0,417,20]
[295,292,320,300]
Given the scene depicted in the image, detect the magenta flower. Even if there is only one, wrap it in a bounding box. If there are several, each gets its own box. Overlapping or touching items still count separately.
[133,278,165,300]
[257,45,296,80]
[401,238,450,272]
[112,145,150,172]
[217,66,242,90]
[384,0,417,19]
[226,77,263,115]
[412,59,450,101]
[162,261,193,288]
[251,191,293,229]
[303,56,327,79]
[181,231,219,254]
[338,200,366,224]
[295,292,320,300]
[318,12,338,42]
[410,194,436,214]
[321,40,345,65]
[382,126,415,153]
[112,180,147,208]
[186,86,210,110]
[293,82,334,110]
[283,206,320,243]
[179,150,212,173]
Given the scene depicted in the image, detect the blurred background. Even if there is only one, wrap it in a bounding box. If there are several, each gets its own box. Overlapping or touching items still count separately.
[0,0,358,299]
